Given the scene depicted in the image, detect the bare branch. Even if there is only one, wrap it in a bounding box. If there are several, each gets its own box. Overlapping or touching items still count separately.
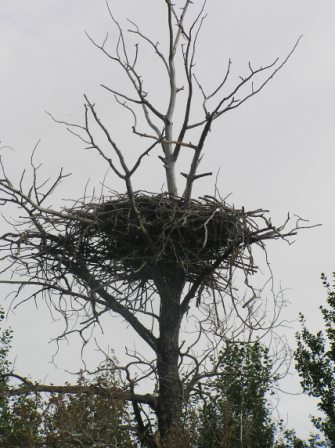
[2,376,157,409]
[127,19,169,73]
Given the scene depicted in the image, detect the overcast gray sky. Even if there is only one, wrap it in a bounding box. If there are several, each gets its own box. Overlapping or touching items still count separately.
[1,0,335,438]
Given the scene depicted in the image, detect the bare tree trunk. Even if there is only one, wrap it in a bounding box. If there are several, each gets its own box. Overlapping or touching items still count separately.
[157,339,182,442]
[155,270,185,445]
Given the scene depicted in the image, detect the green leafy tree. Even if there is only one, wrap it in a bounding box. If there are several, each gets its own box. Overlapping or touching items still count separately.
[0,314,135,447]
[274,429,323,448]
[0,308,12,438]
[195,341,277,448]
[40,367,136,447]
[4,309,330,447]
[0,309,43,447]
[295,273,335,447]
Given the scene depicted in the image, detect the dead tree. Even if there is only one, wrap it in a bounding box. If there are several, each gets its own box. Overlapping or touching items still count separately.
[0,1,304,446]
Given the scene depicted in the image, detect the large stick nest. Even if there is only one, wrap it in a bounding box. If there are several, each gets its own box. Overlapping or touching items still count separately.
[60,192,264,288]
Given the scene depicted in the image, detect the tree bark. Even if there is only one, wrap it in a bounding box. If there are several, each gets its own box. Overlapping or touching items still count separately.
[155,271,184,445]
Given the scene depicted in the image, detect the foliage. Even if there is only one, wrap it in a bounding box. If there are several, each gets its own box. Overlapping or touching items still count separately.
[0,312,135,447]
[195,341,277,448]
[40,369,135,447]
[274,429,323,448]
[0,309,43,447]
[1,378,135,448]
[0,309,12,377]
[295,273,335,447]
[4,309,334,447]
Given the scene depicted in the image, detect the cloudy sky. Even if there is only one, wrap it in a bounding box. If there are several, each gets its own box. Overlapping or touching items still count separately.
[1,0,335,438]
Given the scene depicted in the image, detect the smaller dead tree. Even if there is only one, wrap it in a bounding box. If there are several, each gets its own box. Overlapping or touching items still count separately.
[0,1,306,446]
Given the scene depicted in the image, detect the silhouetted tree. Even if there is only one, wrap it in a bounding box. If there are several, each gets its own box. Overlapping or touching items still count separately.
[0,1,303,445]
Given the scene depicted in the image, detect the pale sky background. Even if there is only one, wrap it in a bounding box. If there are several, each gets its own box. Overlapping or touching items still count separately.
[1,0,335,440]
